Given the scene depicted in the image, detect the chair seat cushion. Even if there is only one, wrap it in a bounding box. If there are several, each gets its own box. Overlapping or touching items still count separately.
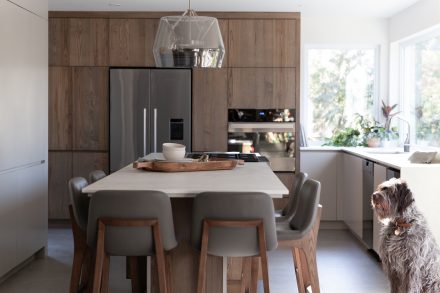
[276,221,307,241]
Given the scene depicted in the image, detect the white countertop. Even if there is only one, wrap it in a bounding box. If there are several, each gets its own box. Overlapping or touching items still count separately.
[82,154,289,198]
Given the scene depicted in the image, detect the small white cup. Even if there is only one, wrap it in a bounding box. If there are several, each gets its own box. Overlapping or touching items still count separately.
[163,143,186,161]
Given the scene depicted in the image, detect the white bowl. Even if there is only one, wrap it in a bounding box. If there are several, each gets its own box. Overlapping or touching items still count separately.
[163,143,186,161]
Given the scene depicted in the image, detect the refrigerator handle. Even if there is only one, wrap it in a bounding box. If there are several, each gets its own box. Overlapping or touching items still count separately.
[154,108,158,153]
[143,108,147,157]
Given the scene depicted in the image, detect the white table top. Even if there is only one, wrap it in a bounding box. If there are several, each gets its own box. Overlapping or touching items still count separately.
[82,154,289,198]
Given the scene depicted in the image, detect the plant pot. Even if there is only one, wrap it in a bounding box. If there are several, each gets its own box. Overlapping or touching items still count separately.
[367,137,381,148]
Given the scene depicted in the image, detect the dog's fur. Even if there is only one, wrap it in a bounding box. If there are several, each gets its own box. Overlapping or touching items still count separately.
[371,178,440,293]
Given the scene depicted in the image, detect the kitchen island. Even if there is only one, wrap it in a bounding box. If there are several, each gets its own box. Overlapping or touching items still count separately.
[83,154,288,293]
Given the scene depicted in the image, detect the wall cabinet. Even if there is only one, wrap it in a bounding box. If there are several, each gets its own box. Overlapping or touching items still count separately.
[228,19,297,67]
[339,153,363,239]
[192,69,228,152]
[49,18,70,66]
[300,151,340,221]
[48,152,72,219]
[228,68,295,109]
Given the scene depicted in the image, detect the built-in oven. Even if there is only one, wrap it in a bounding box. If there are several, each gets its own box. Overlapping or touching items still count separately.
[228,109,295,172]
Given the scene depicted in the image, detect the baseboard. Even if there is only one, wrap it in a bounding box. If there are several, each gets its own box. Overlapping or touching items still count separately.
[319,221,348,230]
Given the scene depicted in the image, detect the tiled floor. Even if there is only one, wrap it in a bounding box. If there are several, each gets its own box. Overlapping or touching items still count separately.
[0,228,389,293]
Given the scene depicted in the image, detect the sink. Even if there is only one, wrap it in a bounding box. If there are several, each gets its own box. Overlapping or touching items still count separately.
[363,148,406,154]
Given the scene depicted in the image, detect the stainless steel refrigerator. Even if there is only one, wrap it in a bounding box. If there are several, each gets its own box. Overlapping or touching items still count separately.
[110,68,191,172]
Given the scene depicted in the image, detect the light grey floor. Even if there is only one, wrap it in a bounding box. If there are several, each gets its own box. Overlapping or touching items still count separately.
[0,228,389,293]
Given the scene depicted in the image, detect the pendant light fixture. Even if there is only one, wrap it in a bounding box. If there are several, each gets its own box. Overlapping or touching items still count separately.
[153,0,225,68]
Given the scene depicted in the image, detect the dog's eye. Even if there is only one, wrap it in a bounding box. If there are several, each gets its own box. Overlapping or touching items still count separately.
[381,187,388,191]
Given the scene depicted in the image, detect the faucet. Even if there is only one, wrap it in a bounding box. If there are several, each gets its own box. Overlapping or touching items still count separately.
[395,116,411,152]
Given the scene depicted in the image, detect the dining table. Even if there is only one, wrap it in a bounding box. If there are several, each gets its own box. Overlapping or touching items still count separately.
[82,153,289,293]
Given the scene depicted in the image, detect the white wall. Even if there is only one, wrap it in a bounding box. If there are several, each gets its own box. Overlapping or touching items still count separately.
[300,16,389,126]
[389,0,440,42]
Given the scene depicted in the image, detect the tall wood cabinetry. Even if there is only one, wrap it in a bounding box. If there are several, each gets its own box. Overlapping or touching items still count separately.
[48,12,300,218]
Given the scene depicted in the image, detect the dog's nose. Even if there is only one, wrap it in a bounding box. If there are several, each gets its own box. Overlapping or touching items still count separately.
[372,192,380,202]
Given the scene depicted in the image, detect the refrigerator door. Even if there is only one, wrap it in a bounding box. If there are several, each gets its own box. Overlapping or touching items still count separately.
[150,69,192,152]
[110,69,150,173]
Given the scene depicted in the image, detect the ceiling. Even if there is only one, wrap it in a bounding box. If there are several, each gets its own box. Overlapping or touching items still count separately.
[48,0,420,18]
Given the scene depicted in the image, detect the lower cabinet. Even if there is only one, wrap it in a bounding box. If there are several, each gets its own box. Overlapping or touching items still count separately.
[300,151,340,221]
[373,164,387,254]
[339,153,363,239]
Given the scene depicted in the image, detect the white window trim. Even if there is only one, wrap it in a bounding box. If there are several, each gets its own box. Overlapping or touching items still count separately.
[302,44,381,146]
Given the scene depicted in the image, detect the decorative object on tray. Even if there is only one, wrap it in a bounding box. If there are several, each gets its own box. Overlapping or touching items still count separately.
[408,151,438,164]
[162,143,186,161]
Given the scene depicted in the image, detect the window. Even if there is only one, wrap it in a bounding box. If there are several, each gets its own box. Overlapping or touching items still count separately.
[304,47,378,145]
[401,31,440,146]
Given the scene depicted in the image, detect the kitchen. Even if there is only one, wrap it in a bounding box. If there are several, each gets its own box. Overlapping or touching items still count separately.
[1,0,440,292]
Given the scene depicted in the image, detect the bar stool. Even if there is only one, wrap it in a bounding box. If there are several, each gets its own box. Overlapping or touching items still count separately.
[275,172,308,222]
[87,190,178,293]
[192,192,277,293]
[276,179,322,293]
[68,177,92,293]
[89,170,106,183]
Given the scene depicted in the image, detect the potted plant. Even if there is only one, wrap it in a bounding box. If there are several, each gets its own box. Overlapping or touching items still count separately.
[381,100,400,146]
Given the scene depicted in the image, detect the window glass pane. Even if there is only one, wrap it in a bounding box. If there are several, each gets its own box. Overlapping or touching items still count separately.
[402,34,440,146]
[306,49,376,144]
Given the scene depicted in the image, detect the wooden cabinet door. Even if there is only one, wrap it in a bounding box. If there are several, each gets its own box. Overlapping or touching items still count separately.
[109,19,158,66]
[228,68,295,109]
[72,67,109,151]
[228,19,297,67]
[300,151,340,221]
[218,19,229,67]
[49,18,70,66]
[72,152,108,178]
[192,69,228,152]
[48,152,72,219]
[49,67,72,150]
[69,18,109,66]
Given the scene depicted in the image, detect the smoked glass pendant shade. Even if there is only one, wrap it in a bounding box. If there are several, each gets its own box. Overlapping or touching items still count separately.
[153,10,225,68]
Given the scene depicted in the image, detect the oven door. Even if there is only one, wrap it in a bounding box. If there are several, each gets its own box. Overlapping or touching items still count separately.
[228,123,295,172]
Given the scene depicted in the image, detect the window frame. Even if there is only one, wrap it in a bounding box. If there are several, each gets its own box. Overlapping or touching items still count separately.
[302,44,381,145]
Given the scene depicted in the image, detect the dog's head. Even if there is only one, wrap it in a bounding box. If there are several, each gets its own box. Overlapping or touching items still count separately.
[371,178,414,221]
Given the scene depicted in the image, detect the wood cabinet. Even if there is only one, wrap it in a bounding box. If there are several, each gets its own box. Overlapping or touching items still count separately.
[192,69,228,152]
[69,18,109,66]
[228,68,295,109]
[339,153,363,238]
[109,18,158,66]
[228,19,297,67]
[49,18,70,66]
[72,152,108,179]
[72,67,109,151]
[49,66,72,150]
[48,152,72,219]
[300,151,340,221]
[218,19,229,67]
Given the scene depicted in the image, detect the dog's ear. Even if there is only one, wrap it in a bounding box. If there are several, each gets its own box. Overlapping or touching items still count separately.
[396,181,414,214]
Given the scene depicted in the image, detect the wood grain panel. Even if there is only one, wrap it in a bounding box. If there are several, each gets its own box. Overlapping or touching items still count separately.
[49,18,70,66]
[69,18,109,66]
[48,151,72,219]
[109,18,158,66]
[49,66,72,150]
[228,68,295,109]
[228,19,297,67]
[72,152,109,179]
[218,19,228,68]
[192,69,228,152]
[72,67,108,151]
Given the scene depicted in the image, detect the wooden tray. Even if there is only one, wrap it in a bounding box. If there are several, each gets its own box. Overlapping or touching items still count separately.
[133,159,240,172]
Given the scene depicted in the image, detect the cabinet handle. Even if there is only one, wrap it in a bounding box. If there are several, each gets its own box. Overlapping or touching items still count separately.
[154,108,158,153]
[143,108,147,157]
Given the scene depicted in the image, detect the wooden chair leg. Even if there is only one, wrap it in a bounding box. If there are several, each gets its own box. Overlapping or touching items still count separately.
[165,254,173,293]
[70,248,86,293]
[100,254,110,293]
[292,248,306,293]
[153,222,168,293]
[129,256,142,293]
[250,257,259,293]
[303,247,320,293]
[92,221,106,293]
[197,220,209,293]
[240,257,252,293]
[257,222,270,293]
[69,205,88,293]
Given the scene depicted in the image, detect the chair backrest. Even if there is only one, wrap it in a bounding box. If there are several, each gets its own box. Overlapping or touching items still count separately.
[289,179,321,238]
[282,172,308,216]
[68,177,90,231]
[191,192,277,257]
[89,170,106,183]
[87,190,177,256]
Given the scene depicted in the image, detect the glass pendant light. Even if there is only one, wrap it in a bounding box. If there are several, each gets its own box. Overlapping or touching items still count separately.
[153,0,225,68]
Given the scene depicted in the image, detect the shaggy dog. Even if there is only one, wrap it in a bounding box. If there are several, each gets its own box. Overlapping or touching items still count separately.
[371,178,440,293]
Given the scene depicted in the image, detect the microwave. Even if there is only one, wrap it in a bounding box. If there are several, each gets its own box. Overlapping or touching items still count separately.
[228,109,295,172]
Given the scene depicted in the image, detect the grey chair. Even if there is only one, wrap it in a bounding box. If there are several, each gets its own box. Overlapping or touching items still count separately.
[87,190,178,293]
[68,177,91,293]
[192,192,277,293]
[276,179,322,293]
[275,172,308,222]
[89,170,106,183]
